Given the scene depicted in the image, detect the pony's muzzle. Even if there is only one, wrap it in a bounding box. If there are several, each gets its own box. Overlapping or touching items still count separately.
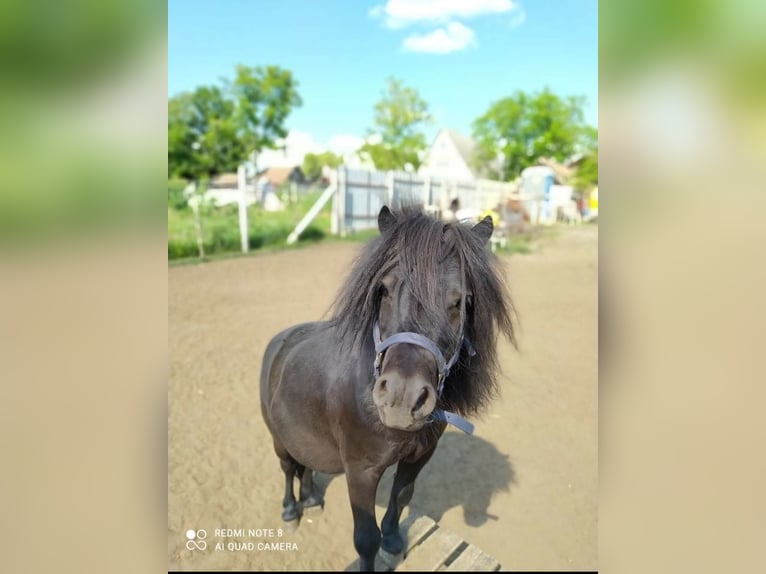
[372,374,437,430]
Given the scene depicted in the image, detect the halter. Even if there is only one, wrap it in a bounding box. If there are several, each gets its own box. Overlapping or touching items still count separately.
[372,320,477,434]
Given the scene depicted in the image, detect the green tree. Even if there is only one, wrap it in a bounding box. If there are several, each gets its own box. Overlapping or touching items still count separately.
[358,77,432,171]
[472,87,589,181]
[168,65,302,181]
[228,64,302,158]
[168,86,244,180]
[302,151,343,181]
[572,125,598,191]
[168,92,197,180]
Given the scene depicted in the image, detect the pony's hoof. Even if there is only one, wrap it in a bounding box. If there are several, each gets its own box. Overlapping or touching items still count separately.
[281,506,300,522]
[380,532,404,555]
[300,494,324,511]
[282,518,300,533]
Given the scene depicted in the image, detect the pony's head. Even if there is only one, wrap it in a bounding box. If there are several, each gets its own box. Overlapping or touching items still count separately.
[331,205,516,431]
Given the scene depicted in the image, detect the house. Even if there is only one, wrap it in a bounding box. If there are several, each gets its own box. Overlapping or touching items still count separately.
[418,129,477,182]
[418,129,502,182]
[259,166,306,188]
[188,171,258,207]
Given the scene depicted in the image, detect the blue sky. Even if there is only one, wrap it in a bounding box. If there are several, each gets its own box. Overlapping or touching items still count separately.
[169,0,597,155]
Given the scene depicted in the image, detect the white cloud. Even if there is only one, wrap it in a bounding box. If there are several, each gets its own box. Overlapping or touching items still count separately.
[370,1,525,54]
[371,0,517,28]
[402,22,476,54]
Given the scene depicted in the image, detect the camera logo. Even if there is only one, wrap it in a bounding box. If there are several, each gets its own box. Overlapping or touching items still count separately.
[185,529,207,551]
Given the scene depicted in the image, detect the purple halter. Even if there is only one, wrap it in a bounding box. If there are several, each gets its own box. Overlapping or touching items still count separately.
[372,320,477,434]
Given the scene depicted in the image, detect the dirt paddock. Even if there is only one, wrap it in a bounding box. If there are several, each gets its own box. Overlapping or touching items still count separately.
[168,225,597,571]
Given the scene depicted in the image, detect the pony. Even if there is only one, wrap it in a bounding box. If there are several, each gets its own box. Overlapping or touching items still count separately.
[260,205,515,570]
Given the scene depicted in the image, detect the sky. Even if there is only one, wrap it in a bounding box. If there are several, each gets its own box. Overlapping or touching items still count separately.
[168,0,598,160]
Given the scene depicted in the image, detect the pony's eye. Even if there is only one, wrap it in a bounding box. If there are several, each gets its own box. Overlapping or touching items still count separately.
[380,285,389,298]
[453,299,462,309]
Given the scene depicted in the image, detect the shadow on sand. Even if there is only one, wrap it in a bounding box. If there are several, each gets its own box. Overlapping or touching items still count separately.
[340,432,514,570]
[376,431,515,527]
[306,431,514,530]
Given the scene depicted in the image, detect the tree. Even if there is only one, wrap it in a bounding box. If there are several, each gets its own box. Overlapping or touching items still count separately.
[572,125,598,191]
[228,65,302,159]
[472,87,590,181]
[358,78,432,171]
[302,151,343,182]
[168,65,302,181]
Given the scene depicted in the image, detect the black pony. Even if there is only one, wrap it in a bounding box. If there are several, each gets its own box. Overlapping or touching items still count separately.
[260,205,515,570]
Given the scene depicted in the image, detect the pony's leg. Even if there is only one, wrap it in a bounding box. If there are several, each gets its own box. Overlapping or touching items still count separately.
[279,457,300,522]
[296,465,323,509]
[380,447,437,556]
[346,467,384,571]
[273,439,300,521]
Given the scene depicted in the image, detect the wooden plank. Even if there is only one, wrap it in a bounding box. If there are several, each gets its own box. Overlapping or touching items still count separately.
[470,552,501,571]
[397,528,464,572]
[445,544,484,571]
[444,543,500,571]
[401,514,438,554]
[378,514,438,569]
[343,515,501,572]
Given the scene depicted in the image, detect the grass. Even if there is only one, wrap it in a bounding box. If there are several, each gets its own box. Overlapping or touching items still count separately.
[168,190,332,261]
[493,225,561,255]
[168,193,569,264]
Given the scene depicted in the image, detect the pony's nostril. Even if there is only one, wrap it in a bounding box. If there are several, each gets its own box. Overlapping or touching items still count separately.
[412,387,429,414]
[377,379,387,394]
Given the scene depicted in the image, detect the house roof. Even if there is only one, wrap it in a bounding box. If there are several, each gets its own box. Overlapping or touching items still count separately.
[261,166,301,186]
[444,129,477,168]
[420,129,511,181]
[442,129,504,180]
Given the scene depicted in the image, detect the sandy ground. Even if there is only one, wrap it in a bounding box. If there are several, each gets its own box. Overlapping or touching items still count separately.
[168,225,598,571]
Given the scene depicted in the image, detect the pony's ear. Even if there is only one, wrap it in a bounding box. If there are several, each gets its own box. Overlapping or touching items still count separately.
[472,216,494,244]
[378,206,396,233]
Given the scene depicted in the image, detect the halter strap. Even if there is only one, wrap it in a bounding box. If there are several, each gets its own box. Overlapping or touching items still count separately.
[372,321,471,395]
[371,320,477,434]
[429,409,475,435]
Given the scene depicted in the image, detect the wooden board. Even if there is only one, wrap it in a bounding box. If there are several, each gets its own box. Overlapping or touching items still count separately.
[344,513,500,572]
[376,514,438,571]
[397,528,463,572]
[445,543,501,571]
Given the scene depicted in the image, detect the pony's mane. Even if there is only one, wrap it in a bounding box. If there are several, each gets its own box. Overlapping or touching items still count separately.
[329,206,516,416]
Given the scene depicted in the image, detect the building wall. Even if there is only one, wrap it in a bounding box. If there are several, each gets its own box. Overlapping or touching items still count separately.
[418,131,475,182]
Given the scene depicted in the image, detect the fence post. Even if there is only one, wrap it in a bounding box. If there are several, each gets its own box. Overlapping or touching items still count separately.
[188,182,205,259]
[237,164,249,254]
[386,170,394,206]
[338,166,347,238]
[330,170,340,235]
